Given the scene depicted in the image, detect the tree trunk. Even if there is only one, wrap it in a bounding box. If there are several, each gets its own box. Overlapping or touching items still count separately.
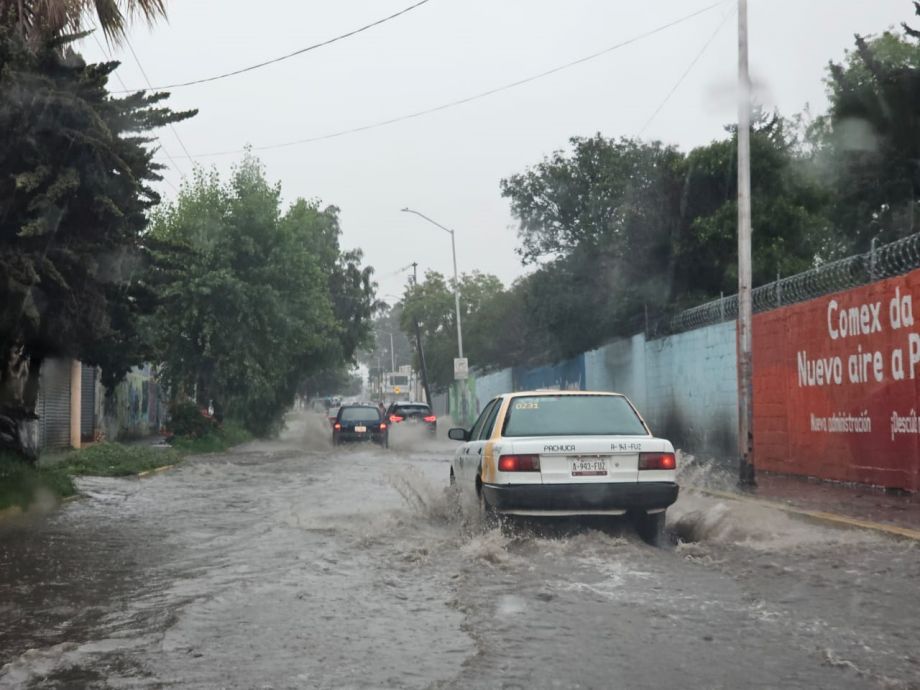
[0,344,42,462]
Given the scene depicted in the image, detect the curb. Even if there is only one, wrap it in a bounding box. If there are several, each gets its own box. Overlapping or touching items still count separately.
[136,463,177,478]
[696,488,920,542]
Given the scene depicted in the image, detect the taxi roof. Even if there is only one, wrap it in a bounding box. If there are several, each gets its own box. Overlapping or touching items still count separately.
[504,390,624,398]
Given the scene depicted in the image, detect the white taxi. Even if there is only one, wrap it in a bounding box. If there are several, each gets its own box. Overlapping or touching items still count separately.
[448,391,678,543]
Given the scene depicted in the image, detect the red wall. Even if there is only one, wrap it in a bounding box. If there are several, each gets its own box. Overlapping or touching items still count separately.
[754,268,920,491]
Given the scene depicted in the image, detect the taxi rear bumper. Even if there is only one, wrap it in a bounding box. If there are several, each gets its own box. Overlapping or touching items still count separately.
[481,481,678,514]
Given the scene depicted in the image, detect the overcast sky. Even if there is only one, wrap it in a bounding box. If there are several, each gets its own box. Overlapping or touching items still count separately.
[81,0,911,300]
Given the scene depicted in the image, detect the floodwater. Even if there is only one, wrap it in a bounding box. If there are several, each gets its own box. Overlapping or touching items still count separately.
[1,412,919,689]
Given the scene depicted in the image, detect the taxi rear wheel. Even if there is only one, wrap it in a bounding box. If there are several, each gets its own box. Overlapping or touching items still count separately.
[632,510,667,547]
[477,480,500,529]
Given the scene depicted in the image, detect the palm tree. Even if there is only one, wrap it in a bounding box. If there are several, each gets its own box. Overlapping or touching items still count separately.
[0,0,166,44]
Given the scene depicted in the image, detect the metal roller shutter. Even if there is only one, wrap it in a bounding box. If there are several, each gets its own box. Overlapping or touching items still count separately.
[81,364,95,440]
[39,358,72,450]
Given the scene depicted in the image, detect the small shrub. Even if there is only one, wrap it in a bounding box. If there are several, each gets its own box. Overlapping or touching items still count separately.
[170,420,252,454]
[168,401,217,438]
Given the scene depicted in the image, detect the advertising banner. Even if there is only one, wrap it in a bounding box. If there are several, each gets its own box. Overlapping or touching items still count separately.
[754,268,920,491]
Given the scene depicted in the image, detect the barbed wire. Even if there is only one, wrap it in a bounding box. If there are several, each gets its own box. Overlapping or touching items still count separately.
[648,232,920,338]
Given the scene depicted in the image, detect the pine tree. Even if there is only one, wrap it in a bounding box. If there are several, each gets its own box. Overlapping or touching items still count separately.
[0,22,194,459]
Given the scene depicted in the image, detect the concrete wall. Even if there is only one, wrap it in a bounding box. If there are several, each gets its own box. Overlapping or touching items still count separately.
[642,322,738,457]
[446,320,740,458]
[582,324,738,457]
[585,334,648,411]
[513,355,585,392]
[475,369,513,410]
[445,324,739,459]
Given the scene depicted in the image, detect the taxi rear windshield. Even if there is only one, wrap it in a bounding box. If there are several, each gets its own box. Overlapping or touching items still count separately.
[340,407,381,422]
[502,395,648,437]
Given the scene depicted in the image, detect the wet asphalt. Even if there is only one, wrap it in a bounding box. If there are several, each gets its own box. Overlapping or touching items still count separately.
[1,412,919,689]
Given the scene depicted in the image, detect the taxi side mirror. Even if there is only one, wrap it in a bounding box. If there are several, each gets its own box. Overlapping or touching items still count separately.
[448,427,469,442]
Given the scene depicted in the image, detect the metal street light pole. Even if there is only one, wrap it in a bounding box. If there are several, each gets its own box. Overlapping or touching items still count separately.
[389,332,395,372]
[737,0,755,487]
[401,208,464,360]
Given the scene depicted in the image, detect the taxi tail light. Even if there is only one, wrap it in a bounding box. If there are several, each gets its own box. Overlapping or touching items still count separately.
[333,422,342,430]
[638,452,676,470]
[498,454,540,472]
[379,423,387,430]
[423,415,437,423]
[389,415,404,423]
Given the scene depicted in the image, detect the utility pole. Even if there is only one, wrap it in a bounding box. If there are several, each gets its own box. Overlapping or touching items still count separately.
[389,332,395,372]
[737,0,755,487]
[410,262,433,406]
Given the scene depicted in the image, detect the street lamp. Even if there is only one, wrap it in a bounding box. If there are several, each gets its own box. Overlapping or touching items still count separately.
[400,208,464,361]
[382,331,396,372]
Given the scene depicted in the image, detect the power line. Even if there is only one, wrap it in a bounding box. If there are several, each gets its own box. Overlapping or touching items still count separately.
[638,6,735,136]
[185,0,729,159]
[114,0,434,92]
[124,38,197,172]
[156,169,181,195]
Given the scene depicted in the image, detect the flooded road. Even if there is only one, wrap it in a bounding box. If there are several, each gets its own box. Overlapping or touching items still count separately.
[2,412,919,689]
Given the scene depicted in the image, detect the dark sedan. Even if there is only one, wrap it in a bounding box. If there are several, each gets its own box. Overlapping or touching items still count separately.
[333,404,388,448]
[385,402,437,434]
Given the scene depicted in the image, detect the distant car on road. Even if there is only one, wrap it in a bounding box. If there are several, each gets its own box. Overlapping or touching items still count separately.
[448,391,678,544]
[385,401,437,435]
[333,404,388,448]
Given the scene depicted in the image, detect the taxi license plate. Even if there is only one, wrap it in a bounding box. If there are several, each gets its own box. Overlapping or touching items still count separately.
[571,457,608,476]
[355,425,367,433]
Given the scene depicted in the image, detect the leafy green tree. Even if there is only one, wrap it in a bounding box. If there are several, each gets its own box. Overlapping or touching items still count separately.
[150,156,376,436]
[500,136,687,355]
[815,10,920,254]
[300,365,363,400]
[0,23,192,459]
[400,271,515,389]
[499,125,828,359]
[674,115,829,303]
[399,272,454,391]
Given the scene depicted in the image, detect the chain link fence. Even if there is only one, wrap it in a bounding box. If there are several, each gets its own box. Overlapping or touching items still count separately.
[652,232,920,337]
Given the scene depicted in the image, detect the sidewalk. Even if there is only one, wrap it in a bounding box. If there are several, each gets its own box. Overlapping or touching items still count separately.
[695,470,920,540]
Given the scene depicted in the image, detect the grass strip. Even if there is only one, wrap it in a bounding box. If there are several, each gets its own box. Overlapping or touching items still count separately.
[0,420,252,513]
[0,453,77,513]
[55,442,183,477]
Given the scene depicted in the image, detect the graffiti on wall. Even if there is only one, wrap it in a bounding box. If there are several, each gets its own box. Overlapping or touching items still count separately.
[754,268,920,491]
[448,374,479,428]
[103,365,164,440]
